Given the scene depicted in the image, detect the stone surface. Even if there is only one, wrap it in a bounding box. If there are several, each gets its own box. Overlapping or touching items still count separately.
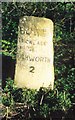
[14,16,54,90]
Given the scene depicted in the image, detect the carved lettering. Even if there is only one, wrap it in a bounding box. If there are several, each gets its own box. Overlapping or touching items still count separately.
[17,53,51,63]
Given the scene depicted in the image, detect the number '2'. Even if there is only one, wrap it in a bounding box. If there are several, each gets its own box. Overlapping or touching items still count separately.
[29,66,35,73]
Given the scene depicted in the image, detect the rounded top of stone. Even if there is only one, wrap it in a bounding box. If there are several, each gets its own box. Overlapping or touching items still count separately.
[21,16,53,22]
[20,16,53,30]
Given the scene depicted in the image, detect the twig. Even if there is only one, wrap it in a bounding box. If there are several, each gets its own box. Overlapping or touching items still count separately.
[8,8,15,15]
[31,8,37,16]
[6,106,9,120]
[40,95,44,105]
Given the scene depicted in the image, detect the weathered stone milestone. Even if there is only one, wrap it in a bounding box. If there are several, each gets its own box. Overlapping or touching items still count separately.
[14,16,54,90]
